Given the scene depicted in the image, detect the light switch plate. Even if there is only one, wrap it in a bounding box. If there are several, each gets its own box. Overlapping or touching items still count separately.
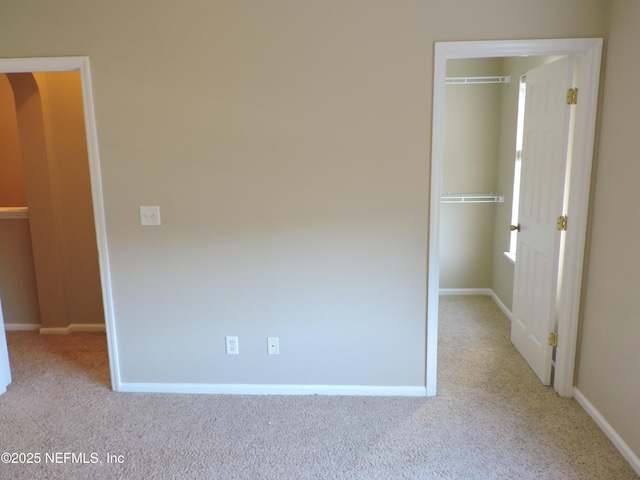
[140,206,161,226]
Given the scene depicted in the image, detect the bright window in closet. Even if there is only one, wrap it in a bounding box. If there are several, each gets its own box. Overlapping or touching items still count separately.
[506,75,526,262]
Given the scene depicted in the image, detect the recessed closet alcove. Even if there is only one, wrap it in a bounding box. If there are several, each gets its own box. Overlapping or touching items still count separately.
[0,72,104,331]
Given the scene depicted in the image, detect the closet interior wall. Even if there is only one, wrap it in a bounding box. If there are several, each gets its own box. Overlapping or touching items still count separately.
[441,56,559,312]
[441,58,503,291]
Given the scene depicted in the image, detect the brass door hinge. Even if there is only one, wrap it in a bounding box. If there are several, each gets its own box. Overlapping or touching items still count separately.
[567,88,578,105]
[557,215,568,231]
[548,332,559,347]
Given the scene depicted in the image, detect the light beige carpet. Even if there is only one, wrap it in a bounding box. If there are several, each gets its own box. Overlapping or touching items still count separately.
[0,295,637,479]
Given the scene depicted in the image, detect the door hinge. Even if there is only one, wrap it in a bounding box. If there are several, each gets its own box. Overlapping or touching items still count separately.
[566,88,578,105]
[548,332,559,347]
[556,215,568,231]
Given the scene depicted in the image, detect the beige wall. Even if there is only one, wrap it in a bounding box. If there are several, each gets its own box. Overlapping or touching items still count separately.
[0,219,41,326]
[441,58,502,289]
[0,74,27,206]
[576,0,640,458]
[0,1,609,387]
[33,72,104,328]
[8,72,67,329]
[0,75,36,326]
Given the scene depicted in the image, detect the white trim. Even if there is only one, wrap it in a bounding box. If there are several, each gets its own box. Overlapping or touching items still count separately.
[77,58,122,392]
[574,388,640,476]
[119,382,427,397]
[0,57,91,72]
[428,38,603,398]
[553,42,603,397]
[0,56,120,391]
[438,38,604,59]
[425,38,449,397]
[4,323,42,331]
[39,323,106,335]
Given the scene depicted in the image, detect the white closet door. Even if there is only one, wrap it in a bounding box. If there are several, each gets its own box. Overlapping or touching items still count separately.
[511,56,575,385]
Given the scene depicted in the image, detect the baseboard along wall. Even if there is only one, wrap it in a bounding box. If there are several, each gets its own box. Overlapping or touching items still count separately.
[439,290,639,474]
[574,388,640,476]
[5,323,106,333]
[39,324,106,335]
[118,383,427,397]
[9,294,637,475]
[4,323,42,331]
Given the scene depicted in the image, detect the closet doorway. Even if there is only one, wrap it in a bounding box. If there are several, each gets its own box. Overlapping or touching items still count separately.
[0,57,118,395]
[439,54,564,385]
[426,39,603,397]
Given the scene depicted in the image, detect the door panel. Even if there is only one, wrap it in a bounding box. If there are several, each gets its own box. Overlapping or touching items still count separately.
[511,57,575,385]
[0,296,12,395]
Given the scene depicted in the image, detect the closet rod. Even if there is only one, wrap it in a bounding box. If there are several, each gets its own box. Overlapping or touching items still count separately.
[445,75,511,85]
[0,207,29,219]
[441,193,504,204]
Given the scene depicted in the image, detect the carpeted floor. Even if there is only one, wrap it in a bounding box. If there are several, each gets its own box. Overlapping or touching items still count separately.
[0,295,637,479]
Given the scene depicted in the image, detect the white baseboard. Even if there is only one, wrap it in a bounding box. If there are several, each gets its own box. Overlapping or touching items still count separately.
[39,323,106,335]
[489,290,513,322]
[5,323,42,331]
[118,382,427,397]
[439,288,513,321]
[574,388,640,476]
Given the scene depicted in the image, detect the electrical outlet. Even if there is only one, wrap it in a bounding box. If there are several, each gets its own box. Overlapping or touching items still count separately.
[226,336,239,355]
[267,337,279,355]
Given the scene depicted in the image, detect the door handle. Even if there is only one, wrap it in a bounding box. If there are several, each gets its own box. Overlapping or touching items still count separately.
[510,224,521,232]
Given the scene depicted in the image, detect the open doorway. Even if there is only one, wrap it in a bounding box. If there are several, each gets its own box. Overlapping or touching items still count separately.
[438,55,565,379]
[427,39,603,397]
[0,57,119,393]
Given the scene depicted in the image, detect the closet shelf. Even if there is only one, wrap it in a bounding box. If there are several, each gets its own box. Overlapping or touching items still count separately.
[445,75,511,85]
[441,193,504,204]
[0,207,29,219]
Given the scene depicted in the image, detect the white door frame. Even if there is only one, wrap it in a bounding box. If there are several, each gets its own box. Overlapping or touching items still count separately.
[0,57,121,391]
[427,39,603,397]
